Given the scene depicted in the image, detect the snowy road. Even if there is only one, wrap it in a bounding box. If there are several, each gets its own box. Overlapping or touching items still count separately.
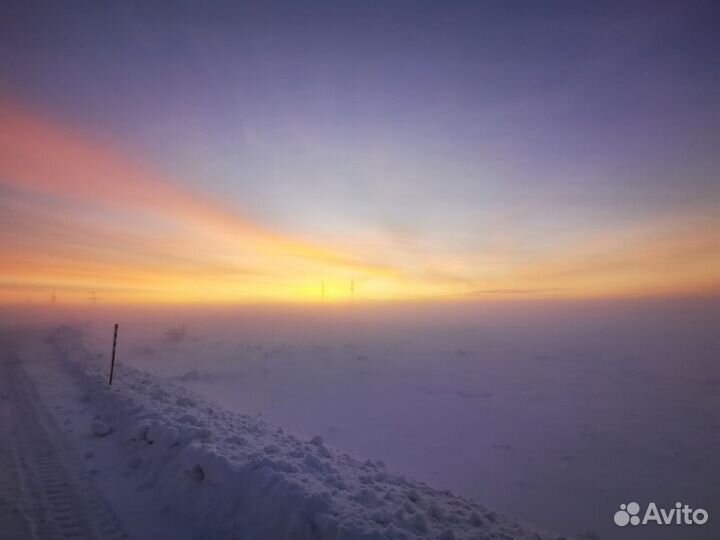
[0,344,126,540]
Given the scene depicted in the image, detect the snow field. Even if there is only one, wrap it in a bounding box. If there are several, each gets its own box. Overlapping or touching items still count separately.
[46,326,560,540]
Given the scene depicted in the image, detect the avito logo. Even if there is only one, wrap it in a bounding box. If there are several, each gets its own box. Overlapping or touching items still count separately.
[614,502,709,527]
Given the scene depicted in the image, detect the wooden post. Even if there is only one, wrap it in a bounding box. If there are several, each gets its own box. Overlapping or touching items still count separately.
[109,323,118,386]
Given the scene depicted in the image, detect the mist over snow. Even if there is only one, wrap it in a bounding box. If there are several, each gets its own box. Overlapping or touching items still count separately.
[4,297,718,539]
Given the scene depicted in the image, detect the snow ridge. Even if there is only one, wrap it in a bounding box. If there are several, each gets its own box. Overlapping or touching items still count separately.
[47,327,564,540]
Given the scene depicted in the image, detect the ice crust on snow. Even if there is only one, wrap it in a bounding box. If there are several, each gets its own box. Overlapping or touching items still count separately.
[49,328,562,540]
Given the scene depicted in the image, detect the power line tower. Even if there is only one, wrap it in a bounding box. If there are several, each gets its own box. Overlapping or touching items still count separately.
[51,291,57,305]
[88,291,99,305]
[321,280,325,301]
[350,279,355,301]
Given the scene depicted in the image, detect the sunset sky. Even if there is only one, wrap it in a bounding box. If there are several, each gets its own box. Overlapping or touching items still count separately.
[1,1,719,304]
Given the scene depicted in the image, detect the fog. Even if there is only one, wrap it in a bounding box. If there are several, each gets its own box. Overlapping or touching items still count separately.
[2,297,719,539]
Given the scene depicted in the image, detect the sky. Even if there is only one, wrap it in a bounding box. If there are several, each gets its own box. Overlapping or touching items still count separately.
[0,0,719,304]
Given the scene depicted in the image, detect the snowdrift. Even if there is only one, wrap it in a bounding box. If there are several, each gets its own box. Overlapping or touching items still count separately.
[46,326,563,540]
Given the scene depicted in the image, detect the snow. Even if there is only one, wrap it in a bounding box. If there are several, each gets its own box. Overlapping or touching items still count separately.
[32,324,559,540]
[4,298,718,540]
[91,419,112,437]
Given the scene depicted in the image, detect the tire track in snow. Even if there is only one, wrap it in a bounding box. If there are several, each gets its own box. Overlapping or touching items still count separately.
[0,350,128,540]
[0,351,34,540]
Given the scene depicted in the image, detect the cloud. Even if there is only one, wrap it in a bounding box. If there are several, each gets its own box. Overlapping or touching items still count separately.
[0,96,391,275]
[466,288,566,296]
[1,95,718,304]
[0,96,414,303]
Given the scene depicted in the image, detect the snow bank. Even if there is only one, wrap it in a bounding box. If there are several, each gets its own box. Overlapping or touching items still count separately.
[46,326,563,540]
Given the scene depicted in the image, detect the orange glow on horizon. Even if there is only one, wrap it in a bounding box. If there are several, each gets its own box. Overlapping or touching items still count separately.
[1,95,719,305]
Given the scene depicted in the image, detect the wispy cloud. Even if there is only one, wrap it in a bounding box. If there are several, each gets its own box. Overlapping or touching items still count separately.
[0,97,391,273]
[0,97,410,303]
[1,96,718,304]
